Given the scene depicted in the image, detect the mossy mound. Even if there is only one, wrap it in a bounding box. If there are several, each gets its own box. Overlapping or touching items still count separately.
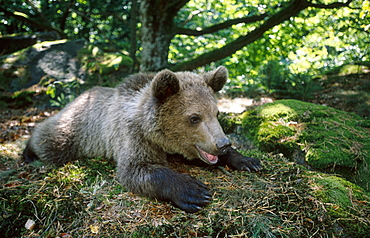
[306,172,370,235]
[0,40,134,109]
[0,39,86,92]
[242,99,370,191]
[0,40,133,94]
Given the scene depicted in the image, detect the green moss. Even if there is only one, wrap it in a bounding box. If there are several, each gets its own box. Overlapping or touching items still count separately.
[218,112,243,134]
[253,102,299,121]
[308,173,370,236]
[242,99,370,191]
[50,163,86,185]
[2,144,369,237]
[310,175,363,209]
[257,122,296,153]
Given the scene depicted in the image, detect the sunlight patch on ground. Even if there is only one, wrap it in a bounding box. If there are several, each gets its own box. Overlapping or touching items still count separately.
[0,138,26,159]
[218,97,274,113]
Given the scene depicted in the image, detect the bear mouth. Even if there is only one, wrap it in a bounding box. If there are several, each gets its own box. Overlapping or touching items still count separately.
[195,145,218,165]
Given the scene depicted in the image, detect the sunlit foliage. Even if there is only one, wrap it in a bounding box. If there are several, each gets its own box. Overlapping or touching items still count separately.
[0,0,368,95]
[170,0,368,76]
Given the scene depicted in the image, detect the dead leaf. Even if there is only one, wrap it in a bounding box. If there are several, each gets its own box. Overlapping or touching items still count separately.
[90,225,99,234]
[60,233,73,238]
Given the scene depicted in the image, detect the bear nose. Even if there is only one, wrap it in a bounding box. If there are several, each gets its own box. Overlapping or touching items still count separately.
[216,138,231,154]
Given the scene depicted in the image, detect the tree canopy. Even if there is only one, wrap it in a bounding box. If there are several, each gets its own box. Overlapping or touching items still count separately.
[0,0,368,75]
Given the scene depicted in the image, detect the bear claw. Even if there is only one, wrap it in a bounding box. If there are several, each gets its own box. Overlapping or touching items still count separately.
[219,148,262,172]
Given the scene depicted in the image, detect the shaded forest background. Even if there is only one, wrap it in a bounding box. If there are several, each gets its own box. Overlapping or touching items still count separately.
[1,0,369,86]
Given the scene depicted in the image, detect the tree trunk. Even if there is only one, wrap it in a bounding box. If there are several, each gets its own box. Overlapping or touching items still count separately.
[139,0,184,72]
[129,0,138,72]
[60,0,74,31]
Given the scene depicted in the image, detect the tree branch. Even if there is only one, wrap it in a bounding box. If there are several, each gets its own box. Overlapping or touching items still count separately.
[171,0,308,71]
[0,7,66,38]
[307,0,353,9]
[169,0,190,14]
[175,13,268,36]
[130,0,139,72]
[60,0,75,31]
[170,0,352,71]
[24,0,49,23]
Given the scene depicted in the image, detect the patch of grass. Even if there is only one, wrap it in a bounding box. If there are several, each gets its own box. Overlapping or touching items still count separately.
[0,157,130,237]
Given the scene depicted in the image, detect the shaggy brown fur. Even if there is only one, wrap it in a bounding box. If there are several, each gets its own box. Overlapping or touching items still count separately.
[23,67,261,212]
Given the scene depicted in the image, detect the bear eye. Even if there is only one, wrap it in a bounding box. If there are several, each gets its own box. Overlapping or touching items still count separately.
[189,114,201,124]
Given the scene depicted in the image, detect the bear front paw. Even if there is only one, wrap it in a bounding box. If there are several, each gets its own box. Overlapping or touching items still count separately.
[232,156,261,172]
[148,168,212,213]
[170,175,212,213]
[220,147,262,172]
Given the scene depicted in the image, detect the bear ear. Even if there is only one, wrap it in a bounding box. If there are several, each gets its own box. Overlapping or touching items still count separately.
[152,69,180,103]
[204,66,228,92]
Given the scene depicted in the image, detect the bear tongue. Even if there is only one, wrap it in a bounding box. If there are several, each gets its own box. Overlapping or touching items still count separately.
[196,146,218,164]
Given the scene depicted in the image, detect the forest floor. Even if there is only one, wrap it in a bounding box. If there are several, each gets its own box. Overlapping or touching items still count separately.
[0,72,369,237]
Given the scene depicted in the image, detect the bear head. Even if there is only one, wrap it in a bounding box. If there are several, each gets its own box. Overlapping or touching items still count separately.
[151,66,231,165]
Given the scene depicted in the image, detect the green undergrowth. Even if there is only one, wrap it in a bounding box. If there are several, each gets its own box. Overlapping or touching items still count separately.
[242,99,370,191]
[218,111,243,134]
[78,44,133,77]
[1,150,369,237]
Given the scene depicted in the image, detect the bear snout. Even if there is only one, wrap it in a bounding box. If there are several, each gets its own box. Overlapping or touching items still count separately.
[216,137,231,154]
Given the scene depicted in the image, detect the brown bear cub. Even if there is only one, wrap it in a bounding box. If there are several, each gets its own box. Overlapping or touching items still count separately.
[23,66,261,213]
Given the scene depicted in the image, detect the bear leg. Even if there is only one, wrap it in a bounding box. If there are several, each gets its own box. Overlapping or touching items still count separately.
[151,168,212,212]
[119,166,211,213]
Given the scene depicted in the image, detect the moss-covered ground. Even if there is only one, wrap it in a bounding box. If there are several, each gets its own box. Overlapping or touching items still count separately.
[242,99,370,192]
